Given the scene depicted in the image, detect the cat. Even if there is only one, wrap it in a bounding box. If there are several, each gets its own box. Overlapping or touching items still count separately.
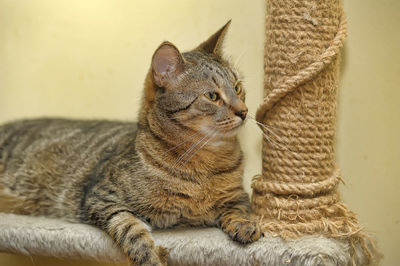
[0,21,261,266]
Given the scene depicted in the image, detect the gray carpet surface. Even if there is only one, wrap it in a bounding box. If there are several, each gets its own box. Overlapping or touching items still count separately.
[0,213,371,265]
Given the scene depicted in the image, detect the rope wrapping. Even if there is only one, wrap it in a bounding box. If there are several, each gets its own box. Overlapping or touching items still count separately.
[251,0,377,264]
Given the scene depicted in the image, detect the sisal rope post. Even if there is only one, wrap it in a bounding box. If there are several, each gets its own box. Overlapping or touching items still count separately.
[251,0,377,264]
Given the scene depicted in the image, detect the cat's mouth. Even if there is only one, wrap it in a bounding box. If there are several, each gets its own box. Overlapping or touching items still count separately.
[222,122,242,131]
[196,118,244,140]
[215,118,244,135]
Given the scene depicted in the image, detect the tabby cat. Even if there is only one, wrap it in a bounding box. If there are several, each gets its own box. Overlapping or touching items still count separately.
[0,21,261,265]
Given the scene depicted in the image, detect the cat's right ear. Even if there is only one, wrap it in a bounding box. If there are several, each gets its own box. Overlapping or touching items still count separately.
[151,42,185,88]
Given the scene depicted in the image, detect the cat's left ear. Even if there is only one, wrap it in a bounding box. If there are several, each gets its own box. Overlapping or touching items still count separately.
[196,20,231,55]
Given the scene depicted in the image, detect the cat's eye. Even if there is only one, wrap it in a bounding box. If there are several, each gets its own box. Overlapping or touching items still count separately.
[205,92,219,101]
[234,83,242,94]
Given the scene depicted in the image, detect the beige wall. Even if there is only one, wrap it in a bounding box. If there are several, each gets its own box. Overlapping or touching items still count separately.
[0,0,398,265]
[338,0,400,265]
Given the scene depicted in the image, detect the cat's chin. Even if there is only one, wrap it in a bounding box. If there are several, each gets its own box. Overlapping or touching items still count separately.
[210,126,242,147]
[222,126,242,137]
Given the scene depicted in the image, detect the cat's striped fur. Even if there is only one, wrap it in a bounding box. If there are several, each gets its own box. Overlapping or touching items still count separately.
[0,21,261,265]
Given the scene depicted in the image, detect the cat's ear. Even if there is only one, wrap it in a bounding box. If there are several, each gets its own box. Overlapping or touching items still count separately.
[152,42,185,87]
[196,20,231,55]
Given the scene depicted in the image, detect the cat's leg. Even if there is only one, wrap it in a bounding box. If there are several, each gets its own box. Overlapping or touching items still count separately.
[83,202,168,266]
[106,211,168,266]
[216,193,262,244]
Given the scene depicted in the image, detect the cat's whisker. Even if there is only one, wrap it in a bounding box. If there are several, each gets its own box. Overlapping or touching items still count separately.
[176,129,216,166]
[160,130,204,157]
[254,121,283,142]
[248,121,276,148]
[181,129,221,166]
[180,122,240,166]
[247,115,280,130]
[173,127,217,168]
[246,117,285,146]
[247,115,282,140]
[233,48,248,69]
[248,120,289,151]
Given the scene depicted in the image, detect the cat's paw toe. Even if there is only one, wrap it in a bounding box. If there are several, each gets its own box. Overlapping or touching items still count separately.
[224,219,262,244]
[129,246,168,266]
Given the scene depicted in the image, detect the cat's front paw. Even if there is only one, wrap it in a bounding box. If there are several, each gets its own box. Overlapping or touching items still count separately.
[222,218,262,244]
[130,245,169,266]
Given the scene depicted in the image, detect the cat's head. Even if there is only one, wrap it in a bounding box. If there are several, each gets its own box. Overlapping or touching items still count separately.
[145,21,247,137]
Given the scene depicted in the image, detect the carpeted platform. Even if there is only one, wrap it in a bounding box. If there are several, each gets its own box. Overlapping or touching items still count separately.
[0,213,372,265]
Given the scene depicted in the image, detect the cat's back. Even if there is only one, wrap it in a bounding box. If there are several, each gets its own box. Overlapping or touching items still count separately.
[0,118,137,161]
[0,118,138,217]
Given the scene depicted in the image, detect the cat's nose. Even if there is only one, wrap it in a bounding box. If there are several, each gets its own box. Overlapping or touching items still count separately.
[233,101,248,120]
[235,109,248,120]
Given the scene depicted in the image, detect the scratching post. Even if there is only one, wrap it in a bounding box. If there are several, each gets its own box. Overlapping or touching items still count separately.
[251,0,376,264]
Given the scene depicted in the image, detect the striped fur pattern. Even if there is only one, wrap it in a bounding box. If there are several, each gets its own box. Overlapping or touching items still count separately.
[0,22,261,265]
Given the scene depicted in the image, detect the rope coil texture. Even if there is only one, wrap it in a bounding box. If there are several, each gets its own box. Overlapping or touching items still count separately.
[251,0,377,264]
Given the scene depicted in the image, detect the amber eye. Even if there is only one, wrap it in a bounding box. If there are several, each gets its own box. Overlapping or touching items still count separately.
[205,92,219,101]
[234,83,242,94]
